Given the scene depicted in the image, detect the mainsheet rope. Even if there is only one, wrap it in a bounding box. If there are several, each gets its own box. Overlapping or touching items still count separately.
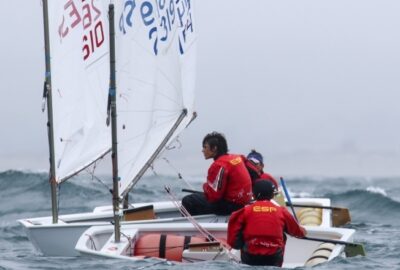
[164,186,240,263]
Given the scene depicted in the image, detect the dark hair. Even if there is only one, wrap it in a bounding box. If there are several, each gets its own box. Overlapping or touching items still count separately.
[253,180,275,200]
[202,132,228,158]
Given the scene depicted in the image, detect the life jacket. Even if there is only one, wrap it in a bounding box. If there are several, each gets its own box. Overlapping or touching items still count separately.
[257,173,279,190]
[241,200,286,255]
[243,156,279,188]
[243,157,262,181]
[227,201,305,257]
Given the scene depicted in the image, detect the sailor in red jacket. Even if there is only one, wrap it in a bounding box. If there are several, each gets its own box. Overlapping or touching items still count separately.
[227,180,306,266]
[246,149,279,189]
[182,132,252,215]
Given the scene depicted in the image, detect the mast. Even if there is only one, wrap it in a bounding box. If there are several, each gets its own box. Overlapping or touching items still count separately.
[42,0,58,224]
[108,3,120,243]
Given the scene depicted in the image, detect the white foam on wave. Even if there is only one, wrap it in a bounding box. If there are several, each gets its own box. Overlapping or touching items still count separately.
[366,186,387,196]
[0,168,47,174]
[285,189,312,198]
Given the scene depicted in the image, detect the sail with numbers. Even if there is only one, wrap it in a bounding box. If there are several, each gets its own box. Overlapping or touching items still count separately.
[113,0,197,199]
[18,0,198,256]
[19,2,359,261]
[46,0,111,184]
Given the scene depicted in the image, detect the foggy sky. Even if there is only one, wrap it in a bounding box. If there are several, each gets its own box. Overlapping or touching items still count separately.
[1,0,400,177]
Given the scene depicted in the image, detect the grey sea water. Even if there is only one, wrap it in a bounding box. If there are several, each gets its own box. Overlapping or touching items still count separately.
[1,170,400,269]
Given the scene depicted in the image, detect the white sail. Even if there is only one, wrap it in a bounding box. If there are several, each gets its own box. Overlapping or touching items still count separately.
[114,0,196,197]
[47,0,111,182]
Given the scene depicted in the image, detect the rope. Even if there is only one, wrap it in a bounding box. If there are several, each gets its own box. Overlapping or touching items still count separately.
[85,164,113,195]
[162,157,195,190]
[84,161,137,210]
[119,231,133,256]
[164,186,240,263]
[165,137,182,150]
[164,186,214,241]
[84,162,139,210]
[85,233,97,250]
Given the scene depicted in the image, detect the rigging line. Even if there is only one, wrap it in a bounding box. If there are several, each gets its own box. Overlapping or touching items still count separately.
[165,188,239,262]
[162,157,195,190]
[88,159,98,178]
[164,186,214,241]
[85,234,97,251]
[85,168,112,195]
[164,186,240,263]
[165,136,182,150]
[119,231,133,255]
[211,248,226,261]
[149,165,159,177]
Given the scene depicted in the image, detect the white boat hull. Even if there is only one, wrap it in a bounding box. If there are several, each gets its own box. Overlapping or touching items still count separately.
[75,222,355,268]
[19,198,332,256]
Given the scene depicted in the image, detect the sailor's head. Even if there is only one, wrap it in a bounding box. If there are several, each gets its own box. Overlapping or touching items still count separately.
[202,132,228,159]
[253,179,275,200]
[247,149,264,165]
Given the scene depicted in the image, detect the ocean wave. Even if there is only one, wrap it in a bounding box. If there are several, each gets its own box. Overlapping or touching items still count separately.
[3,170,400,225]
[328,189,400,225]
[365,186,387,196]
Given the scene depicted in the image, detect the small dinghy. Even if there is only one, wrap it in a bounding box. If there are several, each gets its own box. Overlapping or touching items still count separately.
[19,196,344,256]
[75,222,363,268]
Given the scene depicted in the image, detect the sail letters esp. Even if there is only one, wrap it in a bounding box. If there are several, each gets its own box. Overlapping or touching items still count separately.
[253,206,277,213]
[58,0,105,61]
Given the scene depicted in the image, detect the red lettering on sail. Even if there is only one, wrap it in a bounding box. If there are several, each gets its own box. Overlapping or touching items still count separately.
[58,0,81,38]
[57,0,105,61]
[82,3,92,30]
[83,20,104,61]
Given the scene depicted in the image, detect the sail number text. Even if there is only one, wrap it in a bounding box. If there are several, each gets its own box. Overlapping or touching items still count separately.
[119,0,194,55]
[58,0,105,61]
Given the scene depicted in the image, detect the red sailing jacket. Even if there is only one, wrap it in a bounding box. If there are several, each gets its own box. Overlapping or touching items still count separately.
[258,173,279,190]
[227,200,306,255]
[259,172,279,189]
[243,156,278,189]
[203,154,252,205]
